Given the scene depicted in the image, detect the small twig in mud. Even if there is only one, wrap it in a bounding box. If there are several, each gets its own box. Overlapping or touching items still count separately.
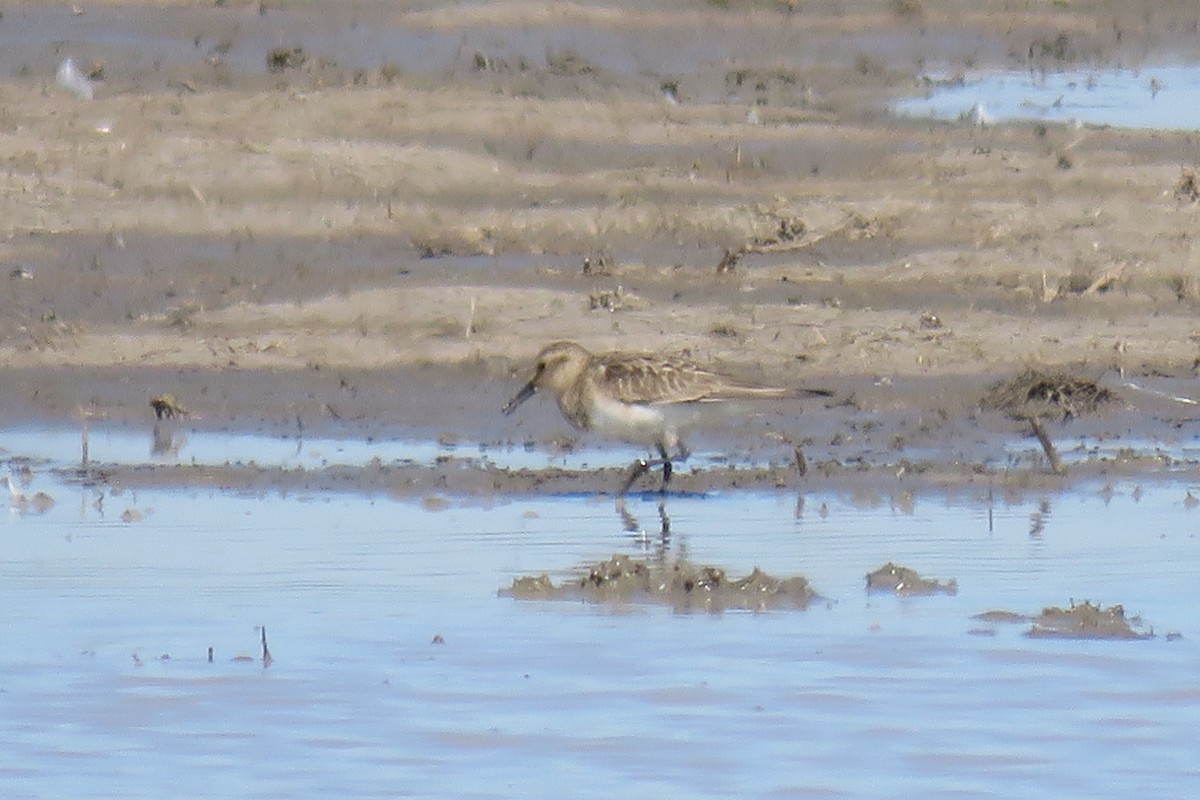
[464,295,477,339]
[78,407,90,467]
[716,248,741,273]
[1040,271,1057,303]
[794,445,808,477]
[1026,415,1065,475]
[260,625,273,668]
[1120,382,1198,406]
[1083,263,1125,295]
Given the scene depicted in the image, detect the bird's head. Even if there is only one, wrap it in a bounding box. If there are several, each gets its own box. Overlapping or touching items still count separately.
[502,341,592,414]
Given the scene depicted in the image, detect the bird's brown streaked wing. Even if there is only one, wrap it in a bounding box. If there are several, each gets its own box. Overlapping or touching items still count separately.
[597,354,741,405]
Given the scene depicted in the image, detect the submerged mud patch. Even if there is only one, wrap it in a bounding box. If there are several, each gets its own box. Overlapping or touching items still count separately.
[865,562,957,596]
[503,554,820,612]
[1028,601,1153,640]
[973,602,1154,640]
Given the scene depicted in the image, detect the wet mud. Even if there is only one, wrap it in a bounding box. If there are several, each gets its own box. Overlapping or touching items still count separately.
[973,602,1158,641]
[5,0,1200,497]
[865,562,957,596]
[41,443,1200,503]
[1027,601,1155,641]
[503,553,821,612]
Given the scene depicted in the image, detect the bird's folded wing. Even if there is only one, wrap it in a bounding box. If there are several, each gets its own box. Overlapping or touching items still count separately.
[599,355,740,405]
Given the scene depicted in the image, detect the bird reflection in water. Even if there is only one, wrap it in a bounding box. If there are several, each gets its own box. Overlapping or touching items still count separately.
[615,496,672,557]
[151,422,187,458]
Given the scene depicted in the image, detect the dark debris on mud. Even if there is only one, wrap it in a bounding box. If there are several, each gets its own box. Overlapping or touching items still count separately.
[502,553,820,612]
[973,601,1154,640]
[865,562,957,596]
[981,368,1118,422]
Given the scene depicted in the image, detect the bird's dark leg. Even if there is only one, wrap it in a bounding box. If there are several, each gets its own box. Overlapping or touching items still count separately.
[657,443,673,493]
[619,443,678,496]
[619,458,654,496]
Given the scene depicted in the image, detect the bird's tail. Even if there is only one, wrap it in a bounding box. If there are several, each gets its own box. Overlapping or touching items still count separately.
[712,384,834,400]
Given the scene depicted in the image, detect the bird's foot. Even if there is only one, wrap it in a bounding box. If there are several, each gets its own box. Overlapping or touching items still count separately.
[619,457,674,496]
[619,459,652,496]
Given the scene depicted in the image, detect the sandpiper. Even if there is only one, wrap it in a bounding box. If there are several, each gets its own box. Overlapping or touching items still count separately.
[503,340,829,494]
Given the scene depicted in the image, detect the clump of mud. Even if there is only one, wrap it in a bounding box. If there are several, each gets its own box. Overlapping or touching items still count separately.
[1028,601,1153,640]
[503,553,820,612]
[865,562,957,596]
[981,368,1117,421]
[972,601,1153,640]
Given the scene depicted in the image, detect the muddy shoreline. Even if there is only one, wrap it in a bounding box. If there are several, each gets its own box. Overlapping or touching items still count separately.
[22,399,1200,503]
[4,1,1200,498]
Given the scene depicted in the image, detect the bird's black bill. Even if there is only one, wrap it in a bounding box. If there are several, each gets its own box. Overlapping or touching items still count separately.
[502,381,536,415]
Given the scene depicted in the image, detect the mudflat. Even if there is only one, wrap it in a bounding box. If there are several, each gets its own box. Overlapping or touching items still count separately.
[3,0,1200,495]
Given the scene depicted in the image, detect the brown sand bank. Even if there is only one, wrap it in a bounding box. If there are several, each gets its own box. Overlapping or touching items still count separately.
[3,0,1200,495]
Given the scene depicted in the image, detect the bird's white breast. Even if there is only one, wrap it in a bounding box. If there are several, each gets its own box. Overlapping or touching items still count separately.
[587,393,668,445]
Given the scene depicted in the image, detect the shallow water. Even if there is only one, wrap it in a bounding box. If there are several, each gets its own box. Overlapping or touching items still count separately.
[3,451,1199,798]
[3,421,1198,481]
[896,64,1200,130]
[0,423,658,474]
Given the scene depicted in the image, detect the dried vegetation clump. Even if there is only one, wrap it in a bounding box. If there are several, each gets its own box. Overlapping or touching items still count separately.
[981,368,1117,421]
[1174,169,1200,203]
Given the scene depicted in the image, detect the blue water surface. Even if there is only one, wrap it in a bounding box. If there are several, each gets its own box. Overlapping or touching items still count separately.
[896,64,1200,130]
[2,452,1198,798]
